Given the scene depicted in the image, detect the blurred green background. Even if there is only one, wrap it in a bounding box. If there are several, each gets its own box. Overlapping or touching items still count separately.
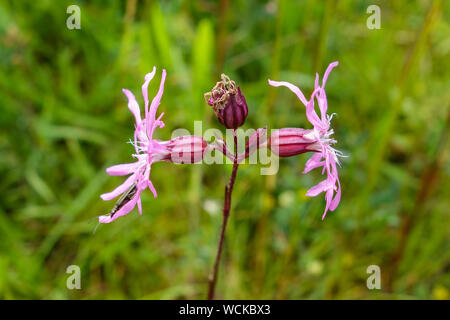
[0,0,449,299]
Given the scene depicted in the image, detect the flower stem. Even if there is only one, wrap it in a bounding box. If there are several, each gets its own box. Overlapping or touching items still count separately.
[207,131,239,300]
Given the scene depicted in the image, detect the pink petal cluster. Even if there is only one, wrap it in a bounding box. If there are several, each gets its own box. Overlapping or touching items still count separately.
[99,68,208,224]
[99,67,167,223]
[269,62,343,219]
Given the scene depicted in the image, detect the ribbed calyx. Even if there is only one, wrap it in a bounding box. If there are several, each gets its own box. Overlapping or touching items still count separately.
[268,128,320,157]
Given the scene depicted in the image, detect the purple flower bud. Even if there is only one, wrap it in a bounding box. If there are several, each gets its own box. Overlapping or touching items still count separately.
[268,128,319,157]
[165,135,208,164]
[205,74,248,129]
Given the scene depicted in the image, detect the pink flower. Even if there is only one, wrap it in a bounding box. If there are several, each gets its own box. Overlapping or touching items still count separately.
[268,62,343,219]
[98,67,167,223]
[99,68,207,223]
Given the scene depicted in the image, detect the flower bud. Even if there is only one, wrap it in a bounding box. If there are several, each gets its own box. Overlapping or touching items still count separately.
[268,128,319,157]
[205,74,248,129]
[166,135,208,164]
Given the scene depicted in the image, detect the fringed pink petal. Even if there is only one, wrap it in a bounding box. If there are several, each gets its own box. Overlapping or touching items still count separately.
[314,73,320,90]
[328,162,341,211]
[142,66,157,118]
[268,79,308,106]
[317,89,328,124]
[322,188,334,220]
[329,178,341,211]
[137,197,142,215]
[100,173,137,201]
[122,89,141,125]
[322,61,339,88]
[150,112,165,138]
[303,153,324,174]
[98,189,142,223]
[148,180,157,198]
[147,69,167,137]
[306,180,329,197]
[312,73,328,127]
[305,91,322,128]
[98,215,115,224]
[136,166,149,190]
[106,162,140,176]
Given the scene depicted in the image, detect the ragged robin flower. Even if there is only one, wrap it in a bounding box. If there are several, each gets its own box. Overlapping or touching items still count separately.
[268,62,344,219]
[99,67,207,223]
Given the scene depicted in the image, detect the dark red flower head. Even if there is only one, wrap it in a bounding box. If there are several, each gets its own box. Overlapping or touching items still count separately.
[205,74,248,129]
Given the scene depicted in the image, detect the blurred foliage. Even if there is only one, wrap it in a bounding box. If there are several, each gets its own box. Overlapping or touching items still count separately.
[0,0,449,299]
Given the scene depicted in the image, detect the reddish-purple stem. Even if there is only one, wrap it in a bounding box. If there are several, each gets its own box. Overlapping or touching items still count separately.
[207,131,239,300]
